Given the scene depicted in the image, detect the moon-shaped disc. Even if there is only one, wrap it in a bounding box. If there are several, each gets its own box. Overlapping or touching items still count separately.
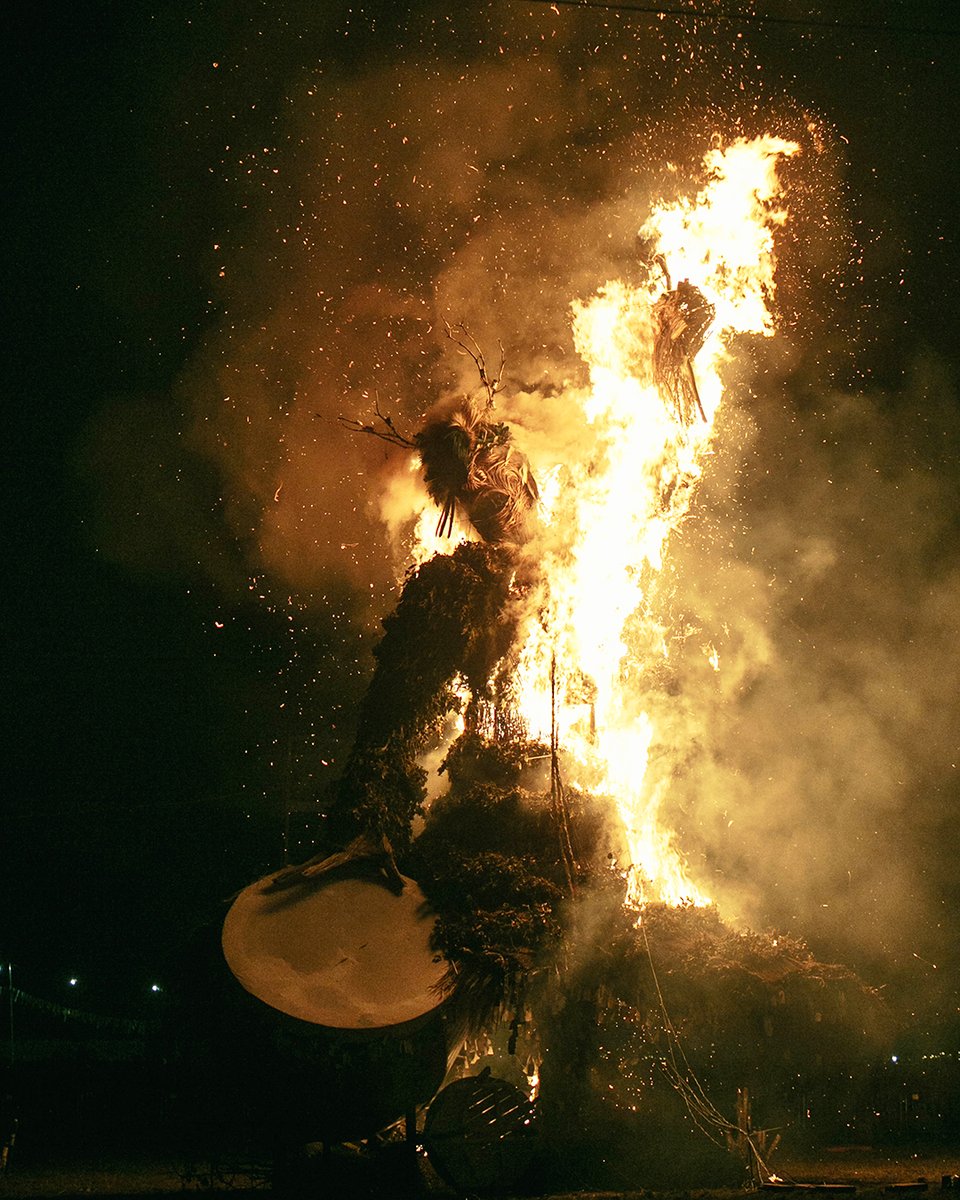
[222,870,447,1030]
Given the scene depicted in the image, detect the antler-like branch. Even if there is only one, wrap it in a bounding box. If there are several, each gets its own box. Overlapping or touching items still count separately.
[337,398,417,449]
[442,319,505,407]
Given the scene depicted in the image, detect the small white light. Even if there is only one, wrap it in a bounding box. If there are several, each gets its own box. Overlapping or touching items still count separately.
[891,1055,898,1063]
[150,984,161,993]
[69,978,78,986]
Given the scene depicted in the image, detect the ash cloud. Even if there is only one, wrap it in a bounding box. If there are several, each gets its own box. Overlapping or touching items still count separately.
[658,349,960,993]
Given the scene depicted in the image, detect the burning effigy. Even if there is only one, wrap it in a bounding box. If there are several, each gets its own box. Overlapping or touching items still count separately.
[218,134,890,1192]
[340,322,540,547]
[652,274,716,426]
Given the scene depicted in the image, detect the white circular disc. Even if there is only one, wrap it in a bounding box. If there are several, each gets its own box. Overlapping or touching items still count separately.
[222,871,447,1030]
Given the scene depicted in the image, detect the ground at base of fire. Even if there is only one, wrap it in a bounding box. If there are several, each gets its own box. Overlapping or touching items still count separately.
[1,1147,959,1200]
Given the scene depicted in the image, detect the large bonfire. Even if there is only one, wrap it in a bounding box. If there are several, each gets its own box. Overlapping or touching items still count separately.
[327,135,889,1184]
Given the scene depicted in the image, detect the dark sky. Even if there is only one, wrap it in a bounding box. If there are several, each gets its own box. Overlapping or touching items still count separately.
[6,1,960,1028]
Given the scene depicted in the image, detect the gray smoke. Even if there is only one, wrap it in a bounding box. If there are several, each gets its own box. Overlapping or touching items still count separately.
[659,347,960,990]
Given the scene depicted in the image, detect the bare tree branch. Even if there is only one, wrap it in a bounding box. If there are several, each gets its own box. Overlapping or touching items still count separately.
[442,319,506,407]
[337,397,417,449]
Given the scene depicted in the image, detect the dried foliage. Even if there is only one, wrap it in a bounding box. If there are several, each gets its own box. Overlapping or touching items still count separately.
[410,393,540,544]
[600,901,891,1071]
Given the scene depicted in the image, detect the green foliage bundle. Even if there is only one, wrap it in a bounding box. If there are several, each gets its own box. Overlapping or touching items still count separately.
[405,741,568,1030]
[329,541,520,850]
[602,901,890,1066]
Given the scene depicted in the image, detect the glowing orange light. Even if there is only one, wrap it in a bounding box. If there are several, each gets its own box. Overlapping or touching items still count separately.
[512,135,798,909]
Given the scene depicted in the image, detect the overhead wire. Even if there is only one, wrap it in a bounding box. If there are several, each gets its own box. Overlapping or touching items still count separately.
[520,0,960,39]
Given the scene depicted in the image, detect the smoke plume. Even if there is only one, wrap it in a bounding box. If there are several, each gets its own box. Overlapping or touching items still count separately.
[76,3,960,1004]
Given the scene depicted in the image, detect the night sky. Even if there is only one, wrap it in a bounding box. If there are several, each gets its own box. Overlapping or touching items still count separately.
[6,1,960,1033]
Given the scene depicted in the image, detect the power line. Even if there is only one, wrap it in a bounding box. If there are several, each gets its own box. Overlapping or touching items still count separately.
[522,0,960,38]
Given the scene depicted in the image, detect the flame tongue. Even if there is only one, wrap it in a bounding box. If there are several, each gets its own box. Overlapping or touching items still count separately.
[514,135,799,909]
[645,135,800,340]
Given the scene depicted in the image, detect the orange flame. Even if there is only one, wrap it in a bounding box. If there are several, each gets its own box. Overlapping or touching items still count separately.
[512,135,798,908]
